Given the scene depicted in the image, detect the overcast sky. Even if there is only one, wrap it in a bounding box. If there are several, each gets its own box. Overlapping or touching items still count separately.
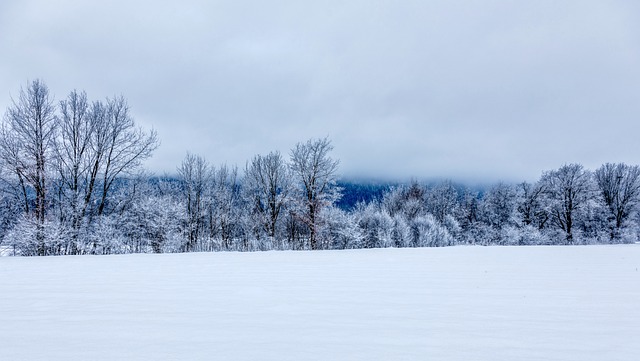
[1,1,639,183]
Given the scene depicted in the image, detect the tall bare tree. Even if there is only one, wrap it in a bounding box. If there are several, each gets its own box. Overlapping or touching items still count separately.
[0,124,30,214]
[290,137,339,250]
[96,96,159,216]
[1,80,57,255]
[52,92,159,253]
[244,151,291,240]
[594,163,640,239]
[426,181,457,223]
[178,153,211,251]
[53,90,92,251]
[541,163,592,243]
[210,164,243,250]
[516,181,548,229]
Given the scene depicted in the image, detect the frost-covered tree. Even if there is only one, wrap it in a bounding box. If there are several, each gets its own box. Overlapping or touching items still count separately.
[84,214,126,255]
[456,188,480,231]
[0,120,31,216]
[4,215,71,256]
[318,205,361,249]
[594,163,640,240]
[379,183,455,247]
[383,182,426,220]
[389,213,412,248]
[426,181,458,223]
[540,164,593,243]
[244,151,292,241]
[0,81,160,256]
[481,182,517,230]
[210,164,245,250]
[96,96,158,216]
[410,214,454,247]
[0,80,57,255]
[353,202,393,249]
[289,137,340,250]
[178,153,212,251]
[52,90,96,253]
[120,187,183,253]
[516,181,548,229]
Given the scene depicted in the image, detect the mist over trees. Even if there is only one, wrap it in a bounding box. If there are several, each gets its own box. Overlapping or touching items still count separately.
[1,80,639,256]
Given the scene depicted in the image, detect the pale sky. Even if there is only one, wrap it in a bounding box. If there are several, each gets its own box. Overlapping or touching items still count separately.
[1,0,639,182]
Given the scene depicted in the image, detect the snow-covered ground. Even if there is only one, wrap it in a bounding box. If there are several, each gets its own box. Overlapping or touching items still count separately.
[0,246,638,360]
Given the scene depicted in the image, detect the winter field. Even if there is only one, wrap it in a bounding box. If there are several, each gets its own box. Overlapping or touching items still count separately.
[1,246,639,360]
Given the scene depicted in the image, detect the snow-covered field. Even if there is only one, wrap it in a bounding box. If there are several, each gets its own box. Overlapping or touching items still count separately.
[1,246,638,360]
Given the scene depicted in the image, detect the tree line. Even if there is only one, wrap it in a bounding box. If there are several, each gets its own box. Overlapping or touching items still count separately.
[1,80,639,256]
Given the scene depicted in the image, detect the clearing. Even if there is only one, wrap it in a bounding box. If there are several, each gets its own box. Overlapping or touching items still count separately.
[1,245,639,360]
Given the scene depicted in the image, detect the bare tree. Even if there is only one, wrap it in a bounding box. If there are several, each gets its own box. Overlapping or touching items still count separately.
[210,164,243,250]
[1,80,57,255]
[51,92,158,253]
[383,182,426,221]
[540,164,592,243]
[3,80,57,222]
[0,124,30,214]
[290,137,340,250]
[177,153,212,251]
[53,90,93,253]
[244,151,291,240]
[426,181,457,223]
[0,81,160,255]
[516,181,548,229]
[594,163,640,239]
[96,96,159,216]
[481,182,517,229]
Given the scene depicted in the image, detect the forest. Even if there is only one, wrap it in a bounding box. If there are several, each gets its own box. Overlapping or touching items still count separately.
[1,80,639,256]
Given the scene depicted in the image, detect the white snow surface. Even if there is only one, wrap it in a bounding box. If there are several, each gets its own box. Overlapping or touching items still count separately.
[1,245,639,360]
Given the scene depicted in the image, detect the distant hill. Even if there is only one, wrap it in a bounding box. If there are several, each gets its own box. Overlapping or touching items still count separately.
[335,180,395,211]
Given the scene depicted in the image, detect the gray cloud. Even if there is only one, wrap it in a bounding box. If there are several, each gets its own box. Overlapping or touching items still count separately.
[1,0,639,182]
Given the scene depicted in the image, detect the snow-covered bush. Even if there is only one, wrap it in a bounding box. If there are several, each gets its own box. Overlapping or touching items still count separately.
[410,214,454,247]
[353,203,393,249]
